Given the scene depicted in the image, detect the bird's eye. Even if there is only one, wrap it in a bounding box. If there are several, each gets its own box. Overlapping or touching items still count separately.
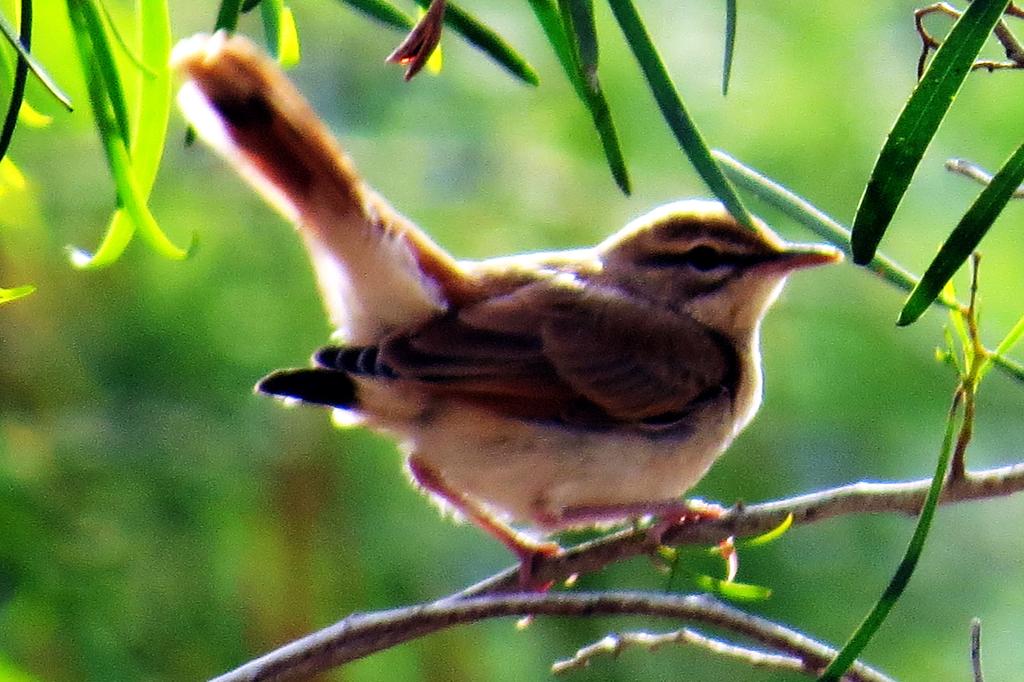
[636,245,730,270]
[684,245,723,271]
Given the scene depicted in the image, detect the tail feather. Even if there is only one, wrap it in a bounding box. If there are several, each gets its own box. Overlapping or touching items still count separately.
[172,33,479,343]
[257,368,358,408]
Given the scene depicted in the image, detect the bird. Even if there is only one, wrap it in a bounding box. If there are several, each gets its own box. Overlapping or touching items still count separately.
[172,32,842,585]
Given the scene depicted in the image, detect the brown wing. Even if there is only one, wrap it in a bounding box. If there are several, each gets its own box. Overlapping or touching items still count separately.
[379,281,735,425]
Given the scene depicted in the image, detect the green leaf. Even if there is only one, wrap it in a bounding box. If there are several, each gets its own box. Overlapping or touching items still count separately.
[993,314,1024,363]
[215,0,246,32]
[713,149,951,300]
[722,0,736,95]
[740,512,792,548]
[979,313,1024,381]
[532,0,629,193]
[850,0,1011,265]
[899,141,1024,326]
[79,0,182,267]
[77,1,132,149]
[241,0,263,11]
[559,0,597,89]
[261,0,302,68]
[820,397,961,681]
[0,0,30,164]
[72,0,175,268]
[0,5,72,110]
[0,285,34,304]
[338,0,539,85]
[608,0,754,229]
[411,0,539,85]
[94,0,158,77]
[336,0,413,31]
[693,575,772,601]
[67,0,192,268]
[713,150,1024,385]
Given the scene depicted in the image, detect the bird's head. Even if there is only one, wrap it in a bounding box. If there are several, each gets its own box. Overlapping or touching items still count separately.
[598,200,842,341]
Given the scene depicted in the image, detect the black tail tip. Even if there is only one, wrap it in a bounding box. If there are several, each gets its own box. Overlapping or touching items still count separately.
[256,368,358,409]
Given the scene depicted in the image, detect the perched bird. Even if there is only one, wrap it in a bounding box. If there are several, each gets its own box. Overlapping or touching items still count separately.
[173,33,841,583]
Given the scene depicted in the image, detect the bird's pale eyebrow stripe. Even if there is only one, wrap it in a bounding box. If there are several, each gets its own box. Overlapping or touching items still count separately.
[656,221,769,251]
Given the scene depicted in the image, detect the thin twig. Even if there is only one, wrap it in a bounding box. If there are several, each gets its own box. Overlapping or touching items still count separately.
[951,253,983,480]
[552,628,808,677]
[970,618,984,682]
[945,158,1024,198]
[211,592,893,682]
[914,3,1024,78]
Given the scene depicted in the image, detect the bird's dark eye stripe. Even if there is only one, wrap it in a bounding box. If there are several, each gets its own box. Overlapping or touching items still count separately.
[637,250,761,269]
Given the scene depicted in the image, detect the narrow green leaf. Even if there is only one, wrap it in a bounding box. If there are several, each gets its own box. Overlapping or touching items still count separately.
[740,512,793,548]
[411,0,539,85]
[990,354,1024,383]
[713,149,945,302]
[608,0,754,229]
[336,0,412,30]
[277,7,301,67]
[693,575,772,601]
[993,315,1024,364]
[850,0,1011,265]
[261,0,301,68]
[94,0,157,77]
[559,0,598,90]
[130,0,172,192]
[67,0,133,267]
[722,0,736,95]
[67,0,192,268]
[978,313,1024,381]
[76,0,181,269]
[0,6,72,109]
[338,0,539,85]
[711,150,1024,390]
[0,0,30,164]
[262,0,282,56]
[0,285,34,304]
[821,403,960,680]
[899,142,1024,326]
[215,0,246,32]
[534,0,629,193]
[77,0,131,146]
[241,0,263,11]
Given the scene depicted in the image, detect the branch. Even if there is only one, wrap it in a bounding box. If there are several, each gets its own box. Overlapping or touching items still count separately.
[946,158,1024,198]
[970,617,985,682]
[210,464,1024,681]
[459,463,1024,596]
[551,628,831,678]
[914,3,1024,77]
[211,591,893,682]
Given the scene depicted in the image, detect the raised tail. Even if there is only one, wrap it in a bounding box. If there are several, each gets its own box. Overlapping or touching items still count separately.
[172,33,478,343]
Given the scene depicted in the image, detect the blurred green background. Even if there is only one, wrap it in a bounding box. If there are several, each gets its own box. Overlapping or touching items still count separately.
[2,1,1024,680]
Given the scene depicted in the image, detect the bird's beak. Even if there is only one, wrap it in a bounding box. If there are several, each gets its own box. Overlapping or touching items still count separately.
[759,243,843,275]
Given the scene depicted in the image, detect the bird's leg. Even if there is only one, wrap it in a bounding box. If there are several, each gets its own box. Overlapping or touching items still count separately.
[406,456,562,591]
[537,499,726,547]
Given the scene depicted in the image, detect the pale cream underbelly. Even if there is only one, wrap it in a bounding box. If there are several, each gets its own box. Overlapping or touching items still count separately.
[350,381,743,528]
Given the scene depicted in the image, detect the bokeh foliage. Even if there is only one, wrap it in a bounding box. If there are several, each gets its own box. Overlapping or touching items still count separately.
[2,1,1024,680]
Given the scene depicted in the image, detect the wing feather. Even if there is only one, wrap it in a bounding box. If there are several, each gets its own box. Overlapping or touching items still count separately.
[373,281,735,425]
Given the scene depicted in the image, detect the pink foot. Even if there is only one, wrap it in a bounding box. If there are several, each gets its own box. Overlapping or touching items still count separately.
[646,500,726,547]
